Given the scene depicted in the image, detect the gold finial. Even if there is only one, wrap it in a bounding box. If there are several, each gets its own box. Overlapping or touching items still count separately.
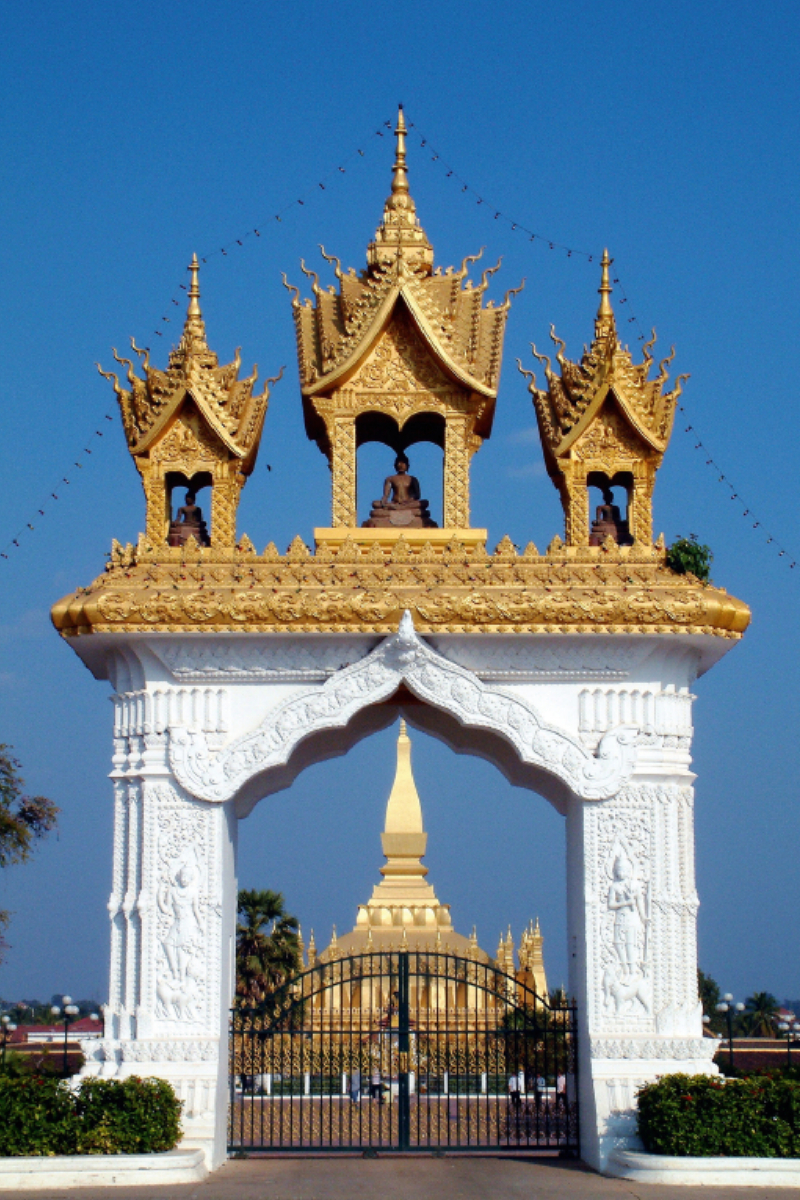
[399,718,408,738]
[187,253,202,319]
[391,104,409,195]
[174,252,211,361]
[597,248,614,322]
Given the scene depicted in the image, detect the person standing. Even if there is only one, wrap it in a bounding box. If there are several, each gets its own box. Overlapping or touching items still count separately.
[349,1067,361,1103]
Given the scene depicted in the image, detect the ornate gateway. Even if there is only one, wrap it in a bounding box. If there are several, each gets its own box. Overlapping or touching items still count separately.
[54,107,749,1173]
[230,951,578,1153]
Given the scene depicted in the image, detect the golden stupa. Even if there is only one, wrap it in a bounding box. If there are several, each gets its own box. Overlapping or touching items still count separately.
[308,723,548,1005]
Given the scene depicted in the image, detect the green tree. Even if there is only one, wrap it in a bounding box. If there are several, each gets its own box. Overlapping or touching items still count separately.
[744,991,779,1038]
[0,746,58,962]
[666,534,713,582]
[235,890,301,1006]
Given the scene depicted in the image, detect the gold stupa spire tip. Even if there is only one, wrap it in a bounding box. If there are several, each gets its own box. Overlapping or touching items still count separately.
[391,104,409,196]
[597,247,614,322]
[399,718,407,737]
[187,253,202,317]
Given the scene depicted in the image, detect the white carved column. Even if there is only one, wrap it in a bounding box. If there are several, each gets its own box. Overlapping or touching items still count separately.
[567,777,713,1173]
[85,696,237,1170]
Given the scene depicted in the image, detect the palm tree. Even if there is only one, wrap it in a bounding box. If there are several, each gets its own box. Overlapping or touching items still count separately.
[744,991,779,1038]
[235,889,301,1006]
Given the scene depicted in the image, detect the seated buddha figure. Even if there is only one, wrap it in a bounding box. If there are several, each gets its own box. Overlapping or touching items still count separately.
[363,455,438,529]
[588,486,632,547]
[168,491,211,547]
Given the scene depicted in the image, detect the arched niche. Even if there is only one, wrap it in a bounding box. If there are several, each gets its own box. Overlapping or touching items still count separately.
[587,469,634,546]
[356,411,445,525]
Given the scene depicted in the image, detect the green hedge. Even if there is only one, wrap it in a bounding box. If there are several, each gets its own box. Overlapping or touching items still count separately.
[0,1076,182,1156]
[637,1073,800,1157]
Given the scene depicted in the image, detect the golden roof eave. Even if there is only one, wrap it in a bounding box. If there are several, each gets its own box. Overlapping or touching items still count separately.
[555,379,668,458]
[301,283,499,402]
[51,534,751,642]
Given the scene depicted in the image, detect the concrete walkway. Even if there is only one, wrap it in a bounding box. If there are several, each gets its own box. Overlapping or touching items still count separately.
[2,1155,798,1200]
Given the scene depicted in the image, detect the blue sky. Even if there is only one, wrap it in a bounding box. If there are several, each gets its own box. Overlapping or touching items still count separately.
[1,0,798,1006]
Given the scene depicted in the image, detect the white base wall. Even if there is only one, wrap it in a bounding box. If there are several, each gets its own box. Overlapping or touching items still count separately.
[0,1150,207,1191]
[607,1149,800,1186]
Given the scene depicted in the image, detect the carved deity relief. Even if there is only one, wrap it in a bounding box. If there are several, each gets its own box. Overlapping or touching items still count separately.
[601,848,651,1018]
[586,791,656,1023]
[153,795,219,1027]
[572,408,645,470]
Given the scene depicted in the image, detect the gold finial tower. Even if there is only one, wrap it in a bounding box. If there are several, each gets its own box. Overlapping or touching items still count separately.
[519,250,688,548]
[97,257,277,549]
[287,106,522,535]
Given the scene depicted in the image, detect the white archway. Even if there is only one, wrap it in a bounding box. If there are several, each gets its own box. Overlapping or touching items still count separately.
[78,614,713,1173]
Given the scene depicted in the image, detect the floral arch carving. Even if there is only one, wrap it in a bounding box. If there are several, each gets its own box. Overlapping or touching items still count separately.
[168,612,637,805]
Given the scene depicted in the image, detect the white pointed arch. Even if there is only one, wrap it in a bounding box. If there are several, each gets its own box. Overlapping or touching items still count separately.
[168,611,637,804]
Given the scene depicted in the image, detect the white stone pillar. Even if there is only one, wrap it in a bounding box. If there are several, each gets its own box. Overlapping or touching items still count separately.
[85,767,237,1169]
[567,777,714,1173]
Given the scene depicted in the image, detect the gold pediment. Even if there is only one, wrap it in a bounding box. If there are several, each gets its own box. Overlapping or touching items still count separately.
[345,306,458,397]
[570,404,652,469]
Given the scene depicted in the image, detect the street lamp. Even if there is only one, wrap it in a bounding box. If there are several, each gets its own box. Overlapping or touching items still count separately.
[50,996,80,1078]
[715,993,745,1072]
[777,1021,800,1068]
[1,1016,18,1072]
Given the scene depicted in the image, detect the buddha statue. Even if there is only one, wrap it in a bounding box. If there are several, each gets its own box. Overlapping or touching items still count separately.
[363,455,438,529]
[168,491,210,547]
[588,486,632,547]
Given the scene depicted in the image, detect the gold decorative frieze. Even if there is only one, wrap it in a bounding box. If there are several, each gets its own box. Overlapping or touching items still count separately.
[52,534,750,638]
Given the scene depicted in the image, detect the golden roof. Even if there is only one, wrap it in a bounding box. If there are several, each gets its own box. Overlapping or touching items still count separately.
[287,107,523,460]
[521,249,687,477]
[99,256,271,474]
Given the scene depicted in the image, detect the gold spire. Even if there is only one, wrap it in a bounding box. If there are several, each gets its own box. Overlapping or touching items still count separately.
[595,248,615,338]
[187,253,202,318]
[172,253,213,366]
[366,105,433,274]
[380,720,427,876]
[391,104,410,195]
[308,929,317,967]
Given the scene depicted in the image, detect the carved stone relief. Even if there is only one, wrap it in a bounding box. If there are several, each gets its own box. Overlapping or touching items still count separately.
[586,782,702,1043]
[149,637,378,682]
[151,786,222,1031]
[168,612,637,804]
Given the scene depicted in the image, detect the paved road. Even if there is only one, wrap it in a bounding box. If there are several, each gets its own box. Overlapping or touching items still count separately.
[1,1155,797,1200]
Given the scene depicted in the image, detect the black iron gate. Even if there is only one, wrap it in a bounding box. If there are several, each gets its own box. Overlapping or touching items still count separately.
[229,950,578,1153]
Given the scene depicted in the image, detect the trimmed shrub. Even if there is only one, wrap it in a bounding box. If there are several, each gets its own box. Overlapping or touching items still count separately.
[0,1077,80,1157]
[637,1073,800,1157]
[0,1075,182,1157]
